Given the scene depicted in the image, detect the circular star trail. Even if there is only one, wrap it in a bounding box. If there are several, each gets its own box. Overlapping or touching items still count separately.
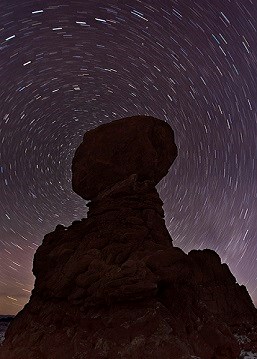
[0,0,256,315]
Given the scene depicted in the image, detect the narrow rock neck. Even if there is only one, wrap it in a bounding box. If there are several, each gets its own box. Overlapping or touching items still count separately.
[86,174,165,218]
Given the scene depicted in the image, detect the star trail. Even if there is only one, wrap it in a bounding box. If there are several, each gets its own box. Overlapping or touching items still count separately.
[0,0,256,315]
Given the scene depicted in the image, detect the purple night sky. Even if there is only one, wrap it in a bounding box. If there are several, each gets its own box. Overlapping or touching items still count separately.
[0,0,256,315]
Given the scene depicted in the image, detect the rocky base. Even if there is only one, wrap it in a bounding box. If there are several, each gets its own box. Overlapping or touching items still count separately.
[0,298,241,359]
[1,176,256,359]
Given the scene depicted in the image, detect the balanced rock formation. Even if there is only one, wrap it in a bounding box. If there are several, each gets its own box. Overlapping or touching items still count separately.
[72,115,177,200]
[1,115,256,359]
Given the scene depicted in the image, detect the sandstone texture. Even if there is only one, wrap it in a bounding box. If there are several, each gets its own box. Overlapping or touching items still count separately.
[1,115,256,359]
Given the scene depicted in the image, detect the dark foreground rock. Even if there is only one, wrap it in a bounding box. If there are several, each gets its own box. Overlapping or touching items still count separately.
[1,115,256,359]
[0,317,14,345]
[72,115,177,200]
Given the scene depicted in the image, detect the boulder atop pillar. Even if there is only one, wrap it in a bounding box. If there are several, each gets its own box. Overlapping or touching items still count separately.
[72,115,177,200]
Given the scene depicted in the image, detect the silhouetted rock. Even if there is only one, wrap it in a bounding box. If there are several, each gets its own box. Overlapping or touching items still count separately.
[1,115,256,359]
[0,317,13,324]
[72,115,177,200]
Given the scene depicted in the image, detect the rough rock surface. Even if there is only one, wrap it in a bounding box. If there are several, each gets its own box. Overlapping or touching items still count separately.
[72,115,177,200]
[1,115,256,359]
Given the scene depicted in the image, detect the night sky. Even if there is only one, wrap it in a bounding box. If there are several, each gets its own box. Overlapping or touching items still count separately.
[0,0,256,315]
